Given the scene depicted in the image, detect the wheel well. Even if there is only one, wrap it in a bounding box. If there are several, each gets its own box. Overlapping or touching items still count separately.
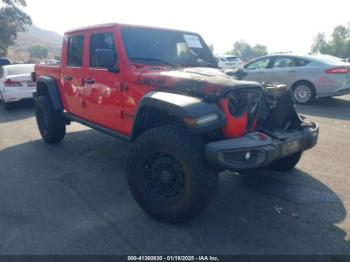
[131,107,177,141]
[291,80,316,96]
[37,82,49,97]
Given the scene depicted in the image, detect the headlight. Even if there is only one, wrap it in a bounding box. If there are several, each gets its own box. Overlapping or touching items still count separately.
[183,114,219,126]
[196,114,219,125]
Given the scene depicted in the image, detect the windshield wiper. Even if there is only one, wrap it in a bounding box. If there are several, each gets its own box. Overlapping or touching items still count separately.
[129,57,176,67]
[186,51,218,68]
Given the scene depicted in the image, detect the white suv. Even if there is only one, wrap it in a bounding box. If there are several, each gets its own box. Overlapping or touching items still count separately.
[217,55,242,69]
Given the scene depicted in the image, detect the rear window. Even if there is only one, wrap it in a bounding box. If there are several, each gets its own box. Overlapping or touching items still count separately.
[67,35,84,67]
[226,56,238,61]
[6,65,34,76]
[273,57,296,68]
[296,59,310,67]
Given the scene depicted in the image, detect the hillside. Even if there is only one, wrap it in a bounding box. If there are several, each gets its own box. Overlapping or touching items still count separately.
[7,25,63,63]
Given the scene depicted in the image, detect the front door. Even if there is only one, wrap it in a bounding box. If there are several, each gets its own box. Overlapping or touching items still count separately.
[244,57,272,84]
[83,31,123,131]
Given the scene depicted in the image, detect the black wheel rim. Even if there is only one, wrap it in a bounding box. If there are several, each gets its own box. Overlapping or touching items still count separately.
[144,153,186,202]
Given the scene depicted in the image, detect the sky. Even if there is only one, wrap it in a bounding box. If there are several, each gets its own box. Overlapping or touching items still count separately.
[24,0,350,55]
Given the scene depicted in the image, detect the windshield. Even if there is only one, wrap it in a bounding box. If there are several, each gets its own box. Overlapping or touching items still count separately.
[121,27,217,68]
[6,65,35,76]
[225,56,238,61]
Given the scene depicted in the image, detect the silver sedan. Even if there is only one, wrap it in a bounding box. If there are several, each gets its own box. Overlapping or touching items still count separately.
[243,54,350,104]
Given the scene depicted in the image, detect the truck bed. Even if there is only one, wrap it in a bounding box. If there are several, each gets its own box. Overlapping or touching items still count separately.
[35,64,60,80]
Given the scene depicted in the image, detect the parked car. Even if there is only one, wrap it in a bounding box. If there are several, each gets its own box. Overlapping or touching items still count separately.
[217,55,241,69]
[0,64,36,110]
[0,58,12,67]
[243,54,350,104]
[33,23,318,223]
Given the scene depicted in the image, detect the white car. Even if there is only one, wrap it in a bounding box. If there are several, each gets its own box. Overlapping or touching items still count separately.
[0,64,36,110]
[217,55,242,69]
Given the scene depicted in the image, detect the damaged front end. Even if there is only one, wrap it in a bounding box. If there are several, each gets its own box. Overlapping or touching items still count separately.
[206,82,319,170]
[217,82,315,138]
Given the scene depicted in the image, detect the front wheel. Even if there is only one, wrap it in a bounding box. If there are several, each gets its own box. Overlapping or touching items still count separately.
[266,151,303,172]
[127,125,219,223]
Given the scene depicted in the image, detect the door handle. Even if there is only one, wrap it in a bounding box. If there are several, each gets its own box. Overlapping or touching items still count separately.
[84,79,95,85]
[64,75,73,81]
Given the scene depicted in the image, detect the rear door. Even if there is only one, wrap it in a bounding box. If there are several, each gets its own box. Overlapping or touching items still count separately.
[60,34,86,118]
[84,31,123,131]
[244,57,272,83]
[267,56,299,87]
[267,56,308,88]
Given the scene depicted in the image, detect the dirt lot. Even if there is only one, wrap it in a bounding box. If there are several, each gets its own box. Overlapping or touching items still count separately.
[0,96,350,255]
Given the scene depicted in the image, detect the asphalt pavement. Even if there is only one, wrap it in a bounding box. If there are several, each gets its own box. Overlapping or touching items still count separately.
[0,96,349,255]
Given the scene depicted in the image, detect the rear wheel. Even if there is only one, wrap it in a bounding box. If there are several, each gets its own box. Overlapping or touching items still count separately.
[0,91,12,110]
[35,96,66,143]
[292,82,316,104]
[127,125,219,223]
[266,151,303,172]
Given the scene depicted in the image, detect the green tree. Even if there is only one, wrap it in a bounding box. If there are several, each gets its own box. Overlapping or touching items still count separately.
[29,45,49,59]
[311,33,331,54]
[0,0,32,56]
[311,23,350,58]
[227,40,268,61]
[251,44,268,58]
[331,25,350,58]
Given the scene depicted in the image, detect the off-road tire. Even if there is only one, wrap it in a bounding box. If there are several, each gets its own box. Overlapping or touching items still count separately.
[35,96,66,143]
[127,125,219,223]
[266,151,303,172]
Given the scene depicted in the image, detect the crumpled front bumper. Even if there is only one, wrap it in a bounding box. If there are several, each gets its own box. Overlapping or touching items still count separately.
[206,123,319,170]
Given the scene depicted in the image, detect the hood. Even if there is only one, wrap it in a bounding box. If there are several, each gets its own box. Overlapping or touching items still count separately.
[135,67,262,99]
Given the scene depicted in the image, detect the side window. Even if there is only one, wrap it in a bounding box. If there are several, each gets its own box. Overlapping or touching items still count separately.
[246,58,270,70]
[67,36,84,67]
[272,57,296,68]
[296,59,310,67]
[90,32,117,68]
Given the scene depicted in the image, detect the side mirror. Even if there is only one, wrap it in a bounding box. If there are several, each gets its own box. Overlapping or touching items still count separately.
[95,49,119,72]
[225,68,248,80]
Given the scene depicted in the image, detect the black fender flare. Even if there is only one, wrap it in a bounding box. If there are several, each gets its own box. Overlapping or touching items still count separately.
[36,76,63,111]
[131,91,226,140]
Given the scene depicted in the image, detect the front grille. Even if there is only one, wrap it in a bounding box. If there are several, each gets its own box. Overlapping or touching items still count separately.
[220,87,268,138]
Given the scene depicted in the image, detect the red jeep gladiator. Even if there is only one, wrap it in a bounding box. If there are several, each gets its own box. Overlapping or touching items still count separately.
[33,23,319,223]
